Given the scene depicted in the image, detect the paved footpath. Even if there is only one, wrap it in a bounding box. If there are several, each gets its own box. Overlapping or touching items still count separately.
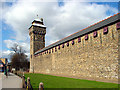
[0,73,2,90]
[0,72,22,89]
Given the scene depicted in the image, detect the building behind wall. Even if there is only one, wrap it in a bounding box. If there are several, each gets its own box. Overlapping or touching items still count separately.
[0,58,7,72]
[29,13,120,83]
[0,60,4,72]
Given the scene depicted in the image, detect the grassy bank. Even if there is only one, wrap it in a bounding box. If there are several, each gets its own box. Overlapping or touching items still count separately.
[24,73,118,88]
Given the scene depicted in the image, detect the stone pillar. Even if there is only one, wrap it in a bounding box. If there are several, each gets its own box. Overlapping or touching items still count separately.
[22,75,27,88]
[39,82,44,90]
[27,77,32,89]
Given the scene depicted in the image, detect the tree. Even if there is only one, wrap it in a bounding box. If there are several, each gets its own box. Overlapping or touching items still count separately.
[10,43,29,71]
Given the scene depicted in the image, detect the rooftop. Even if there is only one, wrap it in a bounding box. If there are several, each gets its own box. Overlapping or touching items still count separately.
[34,18,43,22]
[29,18,46,29]
[32,23,46,28]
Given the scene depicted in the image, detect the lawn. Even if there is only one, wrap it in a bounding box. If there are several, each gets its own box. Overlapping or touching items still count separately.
[24,73,119,89]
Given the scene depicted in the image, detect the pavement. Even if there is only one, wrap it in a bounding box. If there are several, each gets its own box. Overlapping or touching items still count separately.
[0,73,2,90]
[0,72,22,89]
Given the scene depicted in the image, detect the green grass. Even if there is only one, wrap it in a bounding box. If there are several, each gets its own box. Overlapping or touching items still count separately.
[24,73,119,89]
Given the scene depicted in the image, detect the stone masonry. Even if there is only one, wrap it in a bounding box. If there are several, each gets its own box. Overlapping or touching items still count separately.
[29,13,120,83]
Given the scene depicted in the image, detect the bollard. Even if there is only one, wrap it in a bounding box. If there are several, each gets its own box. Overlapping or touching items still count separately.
[27,77,30,88]
[27,77,33,89]
[39,82,44,90]
[22,75,27,88]
[23,72,24,76]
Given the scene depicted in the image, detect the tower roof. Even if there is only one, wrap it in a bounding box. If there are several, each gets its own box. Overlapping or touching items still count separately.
[29,18,46,29]
[34,18,43,22]
[32,23,46,28]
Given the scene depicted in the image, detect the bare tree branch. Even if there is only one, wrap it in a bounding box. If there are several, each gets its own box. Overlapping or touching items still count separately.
[11,43,18,53]
[10,43,29,71]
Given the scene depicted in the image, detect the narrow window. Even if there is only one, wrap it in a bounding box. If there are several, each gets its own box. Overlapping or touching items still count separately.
[85,34,88,40]
[103,27,108,34]
[62,44,64,48]
[58,45,60,50]
[72,40,74,45]
[93,31,97,37]
[67,42,69,46]
[55,47,57,52]
[78,37,81,43]
[116,22,120,30]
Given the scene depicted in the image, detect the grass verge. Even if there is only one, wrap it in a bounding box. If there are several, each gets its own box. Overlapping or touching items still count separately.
[24,73,119,89]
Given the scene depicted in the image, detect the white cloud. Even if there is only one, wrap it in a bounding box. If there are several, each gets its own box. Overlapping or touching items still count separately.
[0,50,14,59]
[4,39,30,52]
[2,0,118,44]
[3,39,30,59]
[1,0,119,2]
[84,0,120,2]
[4,39,17,48]
[0,50,2,57]
[2,50,14,56]
[0,28,2,51]
[1,0,17,2]
[1,0,118,58]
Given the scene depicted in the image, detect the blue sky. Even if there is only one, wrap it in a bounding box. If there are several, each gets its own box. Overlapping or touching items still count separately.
[0,0,119,60]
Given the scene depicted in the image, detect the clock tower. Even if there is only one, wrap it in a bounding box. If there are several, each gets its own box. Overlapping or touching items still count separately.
[29,17,46,73]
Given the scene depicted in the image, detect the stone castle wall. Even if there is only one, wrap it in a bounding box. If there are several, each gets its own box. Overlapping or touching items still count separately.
[32,22,119,83]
